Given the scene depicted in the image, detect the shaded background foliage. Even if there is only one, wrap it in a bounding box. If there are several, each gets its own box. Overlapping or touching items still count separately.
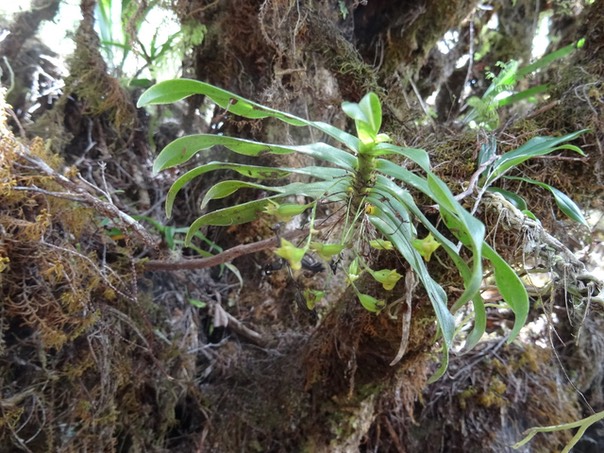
[1,0,604,451]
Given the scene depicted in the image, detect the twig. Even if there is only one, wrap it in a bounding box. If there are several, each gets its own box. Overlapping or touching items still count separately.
[407,76,434,125]
[459,18,475,106]
[16,145,159,250]
[142,224,321,272]
[454,153,499,202]
[12,186,86,202]
[224,309,270,347]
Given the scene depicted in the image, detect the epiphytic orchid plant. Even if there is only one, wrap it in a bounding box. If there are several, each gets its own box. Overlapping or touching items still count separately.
[138,80,533,380]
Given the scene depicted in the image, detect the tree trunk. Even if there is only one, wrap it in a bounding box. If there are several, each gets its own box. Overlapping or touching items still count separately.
[2,0,603,451]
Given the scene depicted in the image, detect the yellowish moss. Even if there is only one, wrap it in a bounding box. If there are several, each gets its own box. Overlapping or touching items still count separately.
[515,345,541,373]
[458,386,478,410]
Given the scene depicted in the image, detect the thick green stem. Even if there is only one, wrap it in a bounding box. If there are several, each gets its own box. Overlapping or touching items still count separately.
[351,150,376,213]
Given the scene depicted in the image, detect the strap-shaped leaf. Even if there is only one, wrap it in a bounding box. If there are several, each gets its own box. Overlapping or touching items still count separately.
[486,187,528,211]
[504,176,588,226]
[517,42,578,78]
[153,135,290,172]
[427,173,485,305]
[482,243,529,343]
[283,166,349,180]
[342,93,382,144]
[546,186,588,226]
[289,142,357,169]
[359,92,382,135]
[154,135,356,174]
[200,181,278,211]
[376,159,431,194]
[367,187,416,230]
[138,79,309,124]
[165,162,294,218]
[185,177,350,242]
[199,179,349,212]
[138,79,361,152]
[309,121,360,152]
[185,197,279,243]
[371,178,487,351]
[462,295,487,352]
[484,130,587,186]
[373,179,485,305]
[373,144,431,171]
[367,198,454,381]
[166,162,347,219]
[496,84,549,108]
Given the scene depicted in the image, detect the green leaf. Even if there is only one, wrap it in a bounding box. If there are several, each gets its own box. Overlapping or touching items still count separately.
[138,79,308,125]
[369,182,486,351]
[482,244,529,343]
[138,79,361,152]
[367,200,454,381]
[504,176,588,226]
[199,178,348,212]
[371,178,479,314]
[342,101,369,125]
[290,142,357,169]
[463,295,487,351]
[367,207,454,340]
[374,144,431,171]
[517,42,577,78]
[427,173,485,251]
[153,135,356,174]
[199,180,277,211]
[359,92,382,135]
[129,78,154,88]
[487,187,528,211]
[309,121,360,152]
[342,92,383,147]
[188,298,207,308]
[284,166,348,180]
[549,186,588,225]
[427,176,486,338]
[484,130,587,186]
[185,198,278,243]
[165,162,293,218]
[376,159,431,194]
[224,263,244,287]
[153,135,292,173]
[522,209,540,221]
[183,176,349,241]
[496,84,549,108]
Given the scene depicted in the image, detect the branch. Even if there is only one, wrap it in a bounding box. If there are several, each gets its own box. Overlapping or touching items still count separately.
[17,145,159,250]
[142,226,313,272]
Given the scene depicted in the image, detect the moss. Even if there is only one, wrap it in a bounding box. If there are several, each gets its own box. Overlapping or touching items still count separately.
[0,88,201,451]
[477,376,508,408]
